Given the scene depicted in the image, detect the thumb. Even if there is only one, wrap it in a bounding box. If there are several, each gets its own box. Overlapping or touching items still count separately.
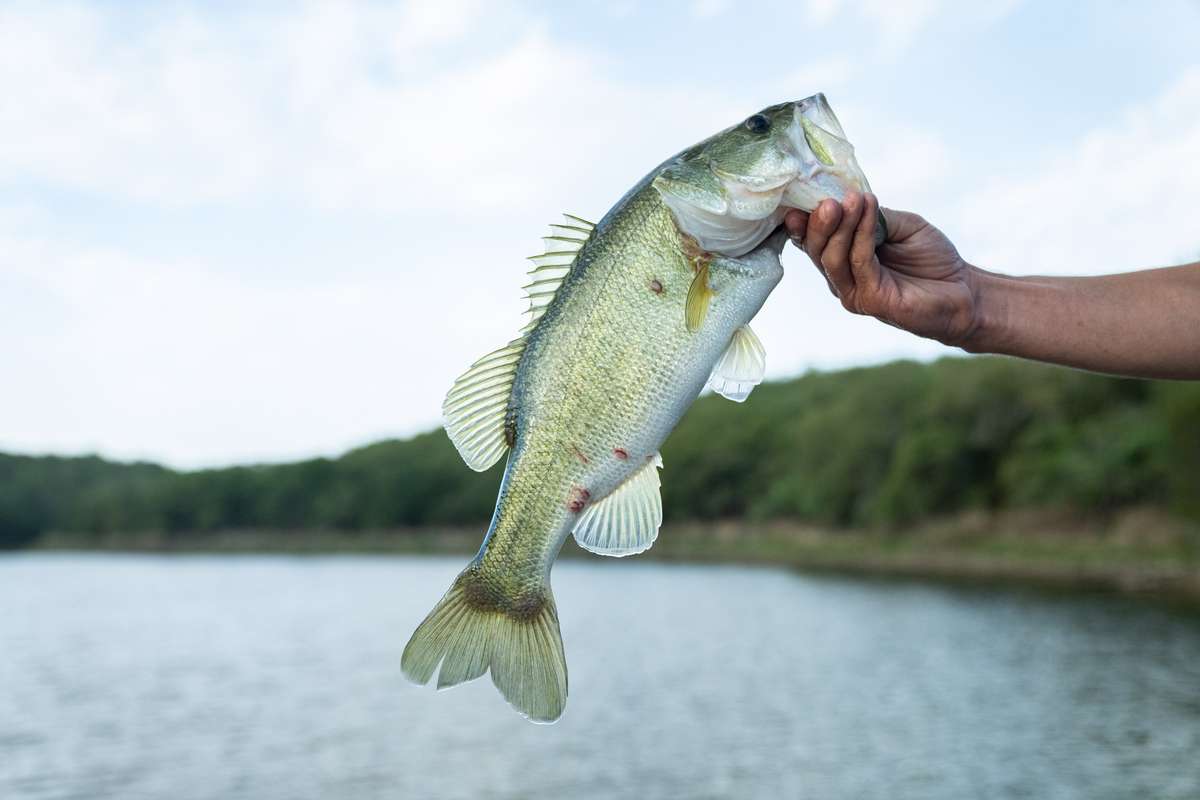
[783,208,809,244]
[879,206,927,243]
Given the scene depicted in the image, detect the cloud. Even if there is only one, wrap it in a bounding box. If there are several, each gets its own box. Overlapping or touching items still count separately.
[802,0,944,51]
[0,1,1191,467]
[0,219,525,466]
[801,0,1026,52]
[0,2,758,466]
[691,0,732,19]
[778,57,859,96]
[951,67,1200,275]
[0,2,736,217]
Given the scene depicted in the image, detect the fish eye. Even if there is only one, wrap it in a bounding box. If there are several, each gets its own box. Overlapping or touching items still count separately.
[744,114,770,134]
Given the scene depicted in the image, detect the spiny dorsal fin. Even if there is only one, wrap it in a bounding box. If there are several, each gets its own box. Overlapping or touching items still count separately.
[521,214,595,332]
[708,325,765,403]
[443,215,596,470]
[572,453,663,557]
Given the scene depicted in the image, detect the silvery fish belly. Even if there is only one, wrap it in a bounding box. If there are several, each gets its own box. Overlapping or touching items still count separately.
[402,93,877,722]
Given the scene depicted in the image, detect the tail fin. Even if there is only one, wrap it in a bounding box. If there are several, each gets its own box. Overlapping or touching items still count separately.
[401,569,568,723]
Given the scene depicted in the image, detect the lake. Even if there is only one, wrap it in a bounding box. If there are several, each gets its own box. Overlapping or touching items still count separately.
[1,553,1198,799]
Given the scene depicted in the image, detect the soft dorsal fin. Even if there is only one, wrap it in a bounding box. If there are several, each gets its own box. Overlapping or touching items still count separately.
[572,453,663,557]
[442,338,526,471]
[443,215,595,470]
[708,324,765,402]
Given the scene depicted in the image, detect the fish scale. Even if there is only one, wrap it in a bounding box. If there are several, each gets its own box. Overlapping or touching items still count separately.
[402,93,877,722]
[488,190,685,579]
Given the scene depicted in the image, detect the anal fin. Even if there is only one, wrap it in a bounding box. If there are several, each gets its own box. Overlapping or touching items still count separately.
[572,454,663,557]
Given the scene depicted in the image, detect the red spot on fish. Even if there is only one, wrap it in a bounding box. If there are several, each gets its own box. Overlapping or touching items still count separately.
[613,447,629,460]
[566,486,591,513]
[649,279,663,294]
[569,443,589,465]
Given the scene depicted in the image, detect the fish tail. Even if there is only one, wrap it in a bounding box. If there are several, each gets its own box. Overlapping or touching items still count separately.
[401,566,568,723]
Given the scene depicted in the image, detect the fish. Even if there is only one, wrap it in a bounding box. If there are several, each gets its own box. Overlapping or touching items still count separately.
[402,93,877,722]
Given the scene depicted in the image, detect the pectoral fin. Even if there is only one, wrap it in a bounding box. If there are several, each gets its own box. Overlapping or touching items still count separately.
[685,260,713,332]
[708,325,765,402]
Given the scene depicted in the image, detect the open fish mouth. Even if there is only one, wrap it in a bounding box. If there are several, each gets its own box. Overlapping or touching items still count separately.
[718,94,872,221]
[654,93,879,257]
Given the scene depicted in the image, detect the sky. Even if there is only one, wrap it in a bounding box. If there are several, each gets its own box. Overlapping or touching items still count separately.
[1,0,1198,468]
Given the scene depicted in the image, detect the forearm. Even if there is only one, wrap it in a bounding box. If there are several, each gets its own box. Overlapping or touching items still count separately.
[963,263,1200,380]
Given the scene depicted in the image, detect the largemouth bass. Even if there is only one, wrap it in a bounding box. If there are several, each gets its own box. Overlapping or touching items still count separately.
[403,94,877,722]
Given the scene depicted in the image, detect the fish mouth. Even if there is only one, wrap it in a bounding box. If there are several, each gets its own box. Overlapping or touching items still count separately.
[796,92,847,139]
[716,93,871,220]
[783,93,872,210]
[655,94,876,257]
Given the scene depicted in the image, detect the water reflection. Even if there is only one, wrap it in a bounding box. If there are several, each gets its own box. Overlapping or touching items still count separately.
[1,554,1198,799]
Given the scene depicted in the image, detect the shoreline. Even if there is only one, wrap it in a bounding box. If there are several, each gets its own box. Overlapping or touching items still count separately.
[30,509,1200,607]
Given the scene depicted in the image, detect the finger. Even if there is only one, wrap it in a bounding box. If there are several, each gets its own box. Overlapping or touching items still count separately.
[783,209,809,245]
[821,191,864,299]
[798,201,840,295]
[803,199,841,267]
[848,193,883,294]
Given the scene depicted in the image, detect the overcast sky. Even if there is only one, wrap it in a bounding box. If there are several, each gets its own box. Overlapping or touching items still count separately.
[2,1,1198,468]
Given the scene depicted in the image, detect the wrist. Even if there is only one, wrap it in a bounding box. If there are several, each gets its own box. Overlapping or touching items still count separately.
[957,265,1009,354]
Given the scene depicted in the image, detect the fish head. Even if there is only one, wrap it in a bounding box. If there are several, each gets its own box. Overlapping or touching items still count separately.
[652,94,874,256]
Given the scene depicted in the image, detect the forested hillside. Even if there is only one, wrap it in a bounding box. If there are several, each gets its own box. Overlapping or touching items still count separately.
[3,357,1197,548]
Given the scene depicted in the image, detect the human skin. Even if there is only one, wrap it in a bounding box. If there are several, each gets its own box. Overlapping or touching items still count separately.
[784,192,1200,381]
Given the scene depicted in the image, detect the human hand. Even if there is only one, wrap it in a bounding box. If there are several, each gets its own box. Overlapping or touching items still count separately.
[784,193,980,347]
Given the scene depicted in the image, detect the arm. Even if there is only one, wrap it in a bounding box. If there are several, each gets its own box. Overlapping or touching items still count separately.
[785,192,1200,380]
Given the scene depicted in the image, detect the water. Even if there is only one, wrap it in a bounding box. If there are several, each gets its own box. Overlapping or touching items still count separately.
[1,554,1198,800]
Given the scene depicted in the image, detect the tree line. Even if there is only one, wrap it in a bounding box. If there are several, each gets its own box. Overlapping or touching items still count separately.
[2,356,1197,548]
